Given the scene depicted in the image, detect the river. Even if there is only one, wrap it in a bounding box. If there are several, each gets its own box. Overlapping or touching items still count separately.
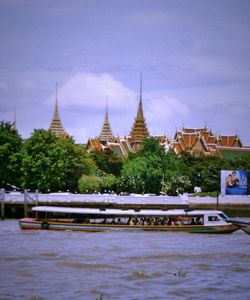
[0,220,250,300]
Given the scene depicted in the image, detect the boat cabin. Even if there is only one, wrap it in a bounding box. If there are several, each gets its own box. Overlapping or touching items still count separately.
[31,206,229,227]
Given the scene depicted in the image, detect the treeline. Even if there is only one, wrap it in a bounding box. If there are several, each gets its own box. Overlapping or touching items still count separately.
[1,121,250,195]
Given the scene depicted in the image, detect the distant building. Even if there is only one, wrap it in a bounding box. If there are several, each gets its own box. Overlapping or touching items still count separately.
[85,76,249,159]
[171,127,250,159]
[86,75,150,156]
[49,84,68,138]
[98,106,115,144]
[129,75,150,151]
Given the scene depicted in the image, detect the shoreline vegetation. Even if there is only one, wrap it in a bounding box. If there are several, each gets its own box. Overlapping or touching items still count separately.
[1,121,250,196]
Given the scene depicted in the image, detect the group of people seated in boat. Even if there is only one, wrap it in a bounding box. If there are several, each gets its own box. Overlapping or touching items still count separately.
[80,216,204,226]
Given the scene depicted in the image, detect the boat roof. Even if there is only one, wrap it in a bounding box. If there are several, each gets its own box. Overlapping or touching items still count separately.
[32,206,223,216]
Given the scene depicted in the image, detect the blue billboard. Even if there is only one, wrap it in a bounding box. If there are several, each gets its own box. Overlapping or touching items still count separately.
[221,170,250,196]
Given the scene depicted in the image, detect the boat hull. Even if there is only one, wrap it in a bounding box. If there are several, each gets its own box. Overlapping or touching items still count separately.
[19,218,238,234]
[227,218,250,235]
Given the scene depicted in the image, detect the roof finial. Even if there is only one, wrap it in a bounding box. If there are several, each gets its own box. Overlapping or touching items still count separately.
[56,82,58,106]
[105,98,109,123]
[13,106,16,130]
[140,72,142,104]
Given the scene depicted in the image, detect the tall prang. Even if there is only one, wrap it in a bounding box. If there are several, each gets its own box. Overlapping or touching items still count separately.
[98,105,115,144]
[130,74,150,150]
[49,83,67,138]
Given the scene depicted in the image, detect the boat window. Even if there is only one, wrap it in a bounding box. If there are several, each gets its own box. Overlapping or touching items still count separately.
[208,216,220,222]
[218,213,229,220]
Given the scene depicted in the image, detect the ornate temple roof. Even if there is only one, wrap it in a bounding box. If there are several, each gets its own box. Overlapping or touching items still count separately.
[217,135,242,147]
[171,126,250,158]
[98,106,114,144]
[130,74,150,150]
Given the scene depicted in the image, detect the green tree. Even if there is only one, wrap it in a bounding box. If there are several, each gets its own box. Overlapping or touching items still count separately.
[230,155,250,171]
[90,149,124,176]
[99,174,118,193]
[139,137,166,158]
[162,172,191,195]
[20,130,96,192]
[78,174,100,193]
[119,138,168,194]
[0,121,22,188]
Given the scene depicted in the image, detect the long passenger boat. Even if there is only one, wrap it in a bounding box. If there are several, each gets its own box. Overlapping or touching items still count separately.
[19,206,239,234]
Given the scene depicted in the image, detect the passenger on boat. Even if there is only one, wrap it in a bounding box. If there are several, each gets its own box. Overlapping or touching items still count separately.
[154,217,160,225]
[161,217,167,225]
[196,217,202,225]
[190,218,196,225]
[129,218,135,226]
[167,217,176,225]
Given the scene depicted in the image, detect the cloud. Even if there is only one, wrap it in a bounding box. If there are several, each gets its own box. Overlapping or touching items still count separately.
[53,73,136,111]
[141,91,189,136]
[146,92,189,122]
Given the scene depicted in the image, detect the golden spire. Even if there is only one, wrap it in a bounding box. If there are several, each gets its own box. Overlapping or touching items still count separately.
[49,83,66,138]
[98,104,114,144]
[130,73,150,150]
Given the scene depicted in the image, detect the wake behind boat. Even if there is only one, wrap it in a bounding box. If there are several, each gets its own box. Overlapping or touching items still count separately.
[19,206,239,234]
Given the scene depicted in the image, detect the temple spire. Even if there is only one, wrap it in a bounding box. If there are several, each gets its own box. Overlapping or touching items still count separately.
[49,83,67,138]
[130,73,150,150]
[12,107,16,130]
[98,104,114,144]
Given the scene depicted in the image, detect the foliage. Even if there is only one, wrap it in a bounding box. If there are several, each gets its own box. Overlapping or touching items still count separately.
[1,124,250,195]
[162,172,191,196]
[0,121,22,188]
[139,137,166,158]
[119,138,167,194]
[90,149,124,176]
[19,130,97,192]
[193,191,218,197]
[230,155,250,170]
[78,174,100,193]
[99,174,118,193]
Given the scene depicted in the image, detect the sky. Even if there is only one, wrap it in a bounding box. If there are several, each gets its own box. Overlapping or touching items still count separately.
[0,0,250,145]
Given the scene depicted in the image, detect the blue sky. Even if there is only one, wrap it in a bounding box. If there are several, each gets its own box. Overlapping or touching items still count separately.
[1,0,250,144]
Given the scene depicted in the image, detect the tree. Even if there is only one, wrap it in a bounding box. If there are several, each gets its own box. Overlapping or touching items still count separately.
[78,174,100,193]
[90,149,124,176]
[161,172,191,196]
[119,138,168,194]
[99,174,117,193]
[0,121,22,188]
[139,137,166,158]
[20,130,96,192]
[231,155,250,171]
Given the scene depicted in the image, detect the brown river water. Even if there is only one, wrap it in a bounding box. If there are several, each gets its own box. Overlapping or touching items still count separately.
[0,220,250,300]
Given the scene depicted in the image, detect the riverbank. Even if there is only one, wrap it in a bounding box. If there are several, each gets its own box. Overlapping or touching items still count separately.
[1,193,250,218]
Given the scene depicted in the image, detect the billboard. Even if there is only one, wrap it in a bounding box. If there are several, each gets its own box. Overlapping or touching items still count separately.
[221,170,250,196]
